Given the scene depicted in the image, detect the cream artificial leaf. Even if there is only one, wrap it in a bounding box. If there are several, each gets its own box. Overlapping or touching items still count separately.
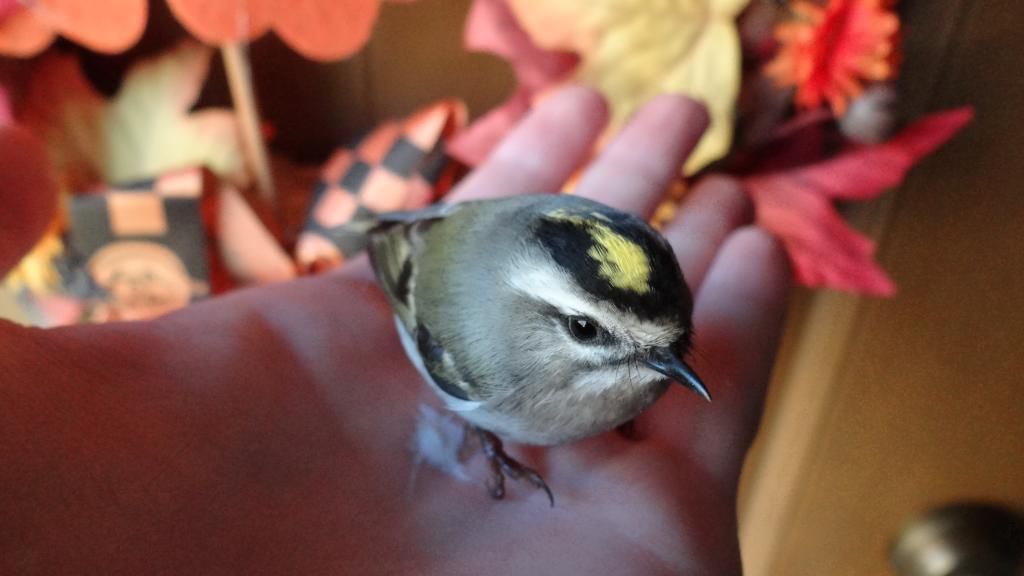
[508,0,749,174]
[104,43,247,186]
[20,42,247,192]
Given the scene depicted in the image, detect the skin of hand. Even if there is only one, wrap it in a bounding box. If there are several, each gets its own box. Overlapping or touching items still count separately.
[0,87,789,575]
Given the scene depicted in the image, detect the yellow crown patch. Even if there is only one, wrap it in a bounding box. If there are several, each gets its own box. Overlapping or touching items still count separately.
[545,210,652,294]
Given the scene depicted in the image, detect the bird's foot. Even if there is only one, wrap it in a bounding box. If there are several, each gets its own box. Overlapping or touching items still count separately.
[473,427,554,507]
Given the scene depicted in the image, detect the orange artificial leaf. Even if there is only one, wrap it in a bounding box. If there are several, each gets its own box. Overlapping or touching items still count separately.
[743,107,973,296]
[273,1,381,61]
[0,7,55,56]
[162,0,272,46]
[0,0,146,57]
[166,0,400,61]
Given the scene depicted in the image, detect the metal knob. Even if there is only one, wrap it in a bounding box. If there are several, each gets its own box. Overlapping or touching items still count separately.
[890,502,1024,576]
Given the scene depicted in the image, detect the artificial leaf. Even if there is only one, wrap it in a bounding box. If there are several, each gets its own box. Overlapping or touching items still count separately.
[166,0,402,61]
[507,0,750,174]
[20,43,247,192]
[730,109,834,176]
[0,83,11,125]
[448,0,576,165]
[0,0,146,57]
[0,7,53,56]
[164,0,272,45]
[0,126,58,277]
[0,0,18,21]
[743,107,974,295]
[19,54,108,193]
[104,43,246,185]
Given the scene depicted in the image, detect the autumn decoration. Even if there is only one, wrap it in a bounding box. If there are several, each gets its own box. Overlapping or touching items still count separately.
[451,0,970,295]
[766,0,900,115]
[0,0,975,326]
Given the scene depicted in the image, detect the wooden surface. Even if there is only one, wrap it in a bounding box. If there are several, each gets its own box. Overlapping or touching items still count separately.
[739,1,1024,574]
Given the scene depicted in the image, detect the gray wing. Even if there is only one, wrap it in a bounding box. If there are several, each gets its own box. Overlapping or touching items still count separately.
[365,203,457,328]
[366,203,481,404]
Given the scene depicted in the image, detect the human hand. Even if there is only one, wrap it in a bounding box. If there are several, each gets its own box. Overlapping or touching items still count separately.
[0,87,789,575]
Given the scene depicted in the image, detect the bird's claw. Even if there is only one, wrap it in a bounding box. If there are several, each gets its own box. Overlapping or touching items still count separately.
[474,427,554,507]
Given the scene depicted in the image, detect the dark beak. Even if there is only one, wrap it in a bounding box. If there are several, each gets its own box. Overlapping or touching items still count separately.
[645,346,711,402]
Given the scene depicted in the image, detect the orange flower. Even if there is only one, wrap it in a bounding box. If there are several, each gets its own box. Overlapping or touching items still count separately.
[166,0,414,61]
[766,0,899,115]
[0,0,147,57]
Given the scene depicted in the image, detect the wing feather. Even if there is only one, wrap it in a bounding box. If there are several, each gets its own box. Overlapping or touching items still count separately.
[367,204,481,404]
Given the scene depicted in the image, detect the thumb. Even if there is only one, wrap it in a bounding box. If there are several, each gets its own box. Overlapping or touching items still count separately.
[0,125,57,276]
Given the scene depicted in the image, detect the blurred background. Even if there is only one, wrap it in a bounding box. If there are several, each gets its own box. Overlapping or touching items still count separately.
[1,0,1022,573]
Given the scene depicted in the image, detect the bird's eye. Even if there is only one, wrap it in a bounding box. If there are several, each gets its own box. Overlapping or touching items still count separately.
[567,316,600,341]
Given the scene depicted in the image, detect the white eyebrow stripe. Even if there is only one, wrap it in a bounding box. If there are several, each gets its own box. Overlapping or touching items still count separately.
[503,258,681,347]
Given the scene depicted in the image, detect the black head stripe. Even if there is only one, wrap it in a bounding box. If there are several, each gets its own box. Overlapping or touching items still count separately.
[533,207,691,321]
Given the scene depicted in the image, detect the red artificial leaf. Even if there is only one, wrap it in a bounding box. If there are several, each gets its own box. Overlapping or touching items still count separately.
[730,108,834,176]
[743,107,974,296]
[0,83,11,125]
[0,126,58,277]
[447,0,576,166]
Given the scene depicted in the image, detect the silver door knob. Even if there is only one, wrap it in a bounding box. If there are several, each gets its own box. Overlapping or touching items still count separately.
[890,502,1024,576]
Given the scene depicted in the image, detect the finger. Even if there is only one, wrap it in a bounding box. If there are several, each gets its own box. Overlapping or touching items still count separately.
[649,227,790,482]
[449,85,609,203]
[662,176,754,293]
[575,94,709,217]
[0,126,57,276]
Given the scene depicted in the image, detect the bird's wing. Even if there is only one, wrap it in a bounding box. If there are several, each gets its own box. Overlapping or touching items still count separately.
[366,203,482,407]
[365,203,458,328]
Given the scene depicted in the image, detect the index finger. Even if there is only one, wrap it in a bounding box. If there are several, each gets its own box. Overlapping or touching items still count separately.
[574,94,709,217]
[448,86,609,203]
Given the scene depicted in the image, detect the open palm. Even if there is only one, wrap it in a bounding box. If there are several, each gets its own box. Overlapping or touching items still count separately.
[0,87,788,575]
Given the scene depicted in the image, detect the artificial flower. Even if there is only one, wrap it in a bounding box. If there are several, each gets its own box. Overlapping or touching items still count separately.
[507,0,749,174]
[0,0,146,57]
[766,0,900,116]
[166,0,414,61]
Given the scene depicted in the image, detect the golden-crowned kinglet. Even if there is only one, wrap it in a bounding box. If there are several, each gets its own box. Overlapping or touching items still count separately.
[367,194,708,504]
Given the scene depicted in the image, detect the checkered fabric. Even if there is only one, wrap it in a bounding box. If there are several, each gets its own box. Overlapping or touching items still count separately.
[65,168,226,318]
[296,99,468,273]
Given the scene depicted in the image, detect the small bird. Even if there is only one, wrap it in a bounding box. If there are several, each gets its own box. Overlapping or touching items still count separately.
[367,194,709,504]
